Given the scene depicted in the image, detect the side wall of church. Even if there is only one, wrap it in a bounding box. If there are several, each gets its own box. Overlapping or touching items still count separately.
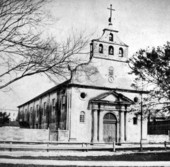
[18,88,68,131]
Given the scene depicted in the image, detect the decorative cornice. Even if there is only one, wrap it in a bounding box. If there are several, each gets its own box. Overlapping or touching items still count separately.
[93,56,128,63]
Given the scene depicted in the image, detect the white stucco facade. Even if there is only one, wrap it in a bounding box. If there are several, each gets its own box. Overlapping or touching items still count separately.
[18,24,149,143]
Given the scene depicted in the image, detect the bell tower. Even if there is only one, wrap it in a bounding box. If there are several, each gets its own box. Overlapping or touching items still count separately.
[89,5,132,89]
[91,4,128,63]
[73,5,132,90]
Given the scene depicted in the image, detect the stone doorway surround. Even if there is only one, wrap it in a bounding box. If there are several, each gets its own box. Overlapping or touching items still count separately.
[89,91,134,143]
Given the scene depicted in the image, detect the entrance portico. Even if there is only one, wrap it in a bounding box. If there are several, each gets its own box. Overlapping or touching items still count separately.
[89,91,134,143]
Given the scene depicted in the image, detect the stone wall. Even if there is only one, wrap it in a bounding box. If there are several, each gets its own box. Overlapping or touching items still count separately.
[147,135,169,142]
[0,127,49,141]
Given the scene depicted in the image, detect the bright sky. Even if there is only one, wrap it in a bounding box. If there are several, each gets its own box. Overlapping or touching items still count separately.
[0,0,170,111]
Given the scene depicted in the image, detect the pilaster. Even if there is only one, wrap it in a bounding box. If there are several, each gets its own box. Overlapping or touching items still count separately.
[92,109,98,142]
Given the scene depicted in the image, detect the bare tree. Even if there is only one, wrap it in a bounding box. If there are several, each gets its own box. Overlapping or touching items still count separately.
[0,0,92,90]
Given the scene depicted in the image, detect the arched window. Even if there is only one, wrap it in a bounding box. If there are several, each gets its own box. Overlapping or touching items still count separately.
[108,46,114,55]
[99,44,103,53]
[103,113,117,123]
[119,48,124,57]
[109,33,113,41]
[80,111,85,123]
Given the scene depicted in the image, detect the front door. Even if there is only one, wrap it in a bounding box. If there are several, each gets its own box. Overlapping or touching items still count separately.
[103,113,117,142]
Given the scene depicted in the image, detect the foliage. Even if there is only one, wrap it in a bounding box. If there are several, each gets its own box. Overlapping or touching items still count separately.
[0,0,91,90]
[129,42,170,115]
[0,112,10,126]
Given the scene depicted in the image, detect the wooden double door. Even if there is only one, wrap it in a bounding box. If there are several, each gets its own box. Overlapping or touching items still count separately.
[103,113,117,142]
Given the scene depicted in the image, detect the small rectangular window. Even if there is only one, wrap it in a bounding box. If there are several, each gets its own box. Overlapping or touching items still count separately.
[80,111,85,123]
[133,117,137,125]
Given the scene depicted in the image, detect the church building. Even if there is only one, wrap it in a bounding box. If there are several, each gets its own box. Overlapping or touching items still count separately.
[18,5,149,143]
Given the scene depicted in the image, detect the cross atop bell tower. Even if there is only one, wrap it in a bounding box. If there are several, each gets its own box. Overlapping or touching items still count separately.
[107,4,115,26]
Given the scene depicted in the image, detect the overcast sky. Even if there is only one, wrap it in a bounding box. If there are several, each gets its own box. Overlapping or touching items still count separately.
[0,0,170,111]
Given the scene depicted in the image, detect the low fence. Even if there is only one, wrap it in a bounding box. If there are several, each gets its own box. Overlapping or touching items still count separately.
[0,140,169,152]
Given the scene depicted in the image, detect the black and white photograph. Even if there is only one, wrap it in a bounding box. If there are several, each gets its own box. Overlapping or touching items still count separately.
[0,0,170,166]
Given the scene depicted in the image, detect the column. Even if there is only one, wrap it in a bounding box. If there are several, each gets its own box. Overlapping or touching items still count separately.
[93,110,98,143]
[124,111,127,141]
[119,110,124,143]
[99,111,103,142]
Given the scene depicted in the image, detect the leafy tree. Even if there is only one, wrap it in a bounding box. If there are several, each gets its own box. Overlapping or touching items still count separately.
[129,42,170,115]
[0,0,91,90]
[0,112,10,126]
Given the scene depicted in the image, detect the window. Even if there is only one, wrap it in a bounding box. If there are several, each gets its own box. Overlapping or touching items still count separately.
[36,105,39,118]
[30,107,32,122]
[26,112,29,122]
[80,92,86,99]
[52,98,55,113]
[108,46,114,55]
[109,33,113,41]
[43,102,46,116]
[25,109,27,121]
[133,117,137,125]
[99,44,103,53]
[80,111,85,123]
[119,48,124,57]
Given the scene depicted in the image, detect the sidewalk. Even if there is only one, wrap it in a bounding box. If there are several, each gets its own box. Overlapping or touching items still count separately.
[0,158,170,167]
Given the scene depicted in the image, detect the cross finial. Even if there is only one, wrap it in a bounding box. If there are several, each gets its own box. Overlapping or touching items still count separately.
[107,4,115,26]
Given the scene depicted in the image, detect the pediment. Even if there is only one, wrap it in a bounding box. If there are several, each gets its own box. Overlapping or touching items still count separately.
[90,91,134,105]
[102,94,117,102]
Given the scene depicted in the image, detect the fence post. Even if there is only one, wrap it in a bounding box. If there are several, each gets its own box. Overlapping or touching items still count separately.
[86,143,88,152]
[164,141,167,151]
[47,128,50,152]
[113,141,116,152]
[47,141,49,152]
[140,141,143,152]
[48,128,50,141]
[9,142,12,152]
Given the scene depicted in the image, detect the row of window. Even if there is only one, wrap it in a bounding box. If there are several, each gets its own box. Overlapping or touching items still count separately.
[21,98,57,122]
[22,109,139,125]
[99,44,124,57]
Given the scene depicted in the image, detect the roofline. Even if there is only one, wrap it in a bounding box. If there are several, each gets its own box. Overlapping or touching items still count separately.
[18,82,149,108]
[17,80,71,108]
[67,84,149,94]
[103,28,119,33]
